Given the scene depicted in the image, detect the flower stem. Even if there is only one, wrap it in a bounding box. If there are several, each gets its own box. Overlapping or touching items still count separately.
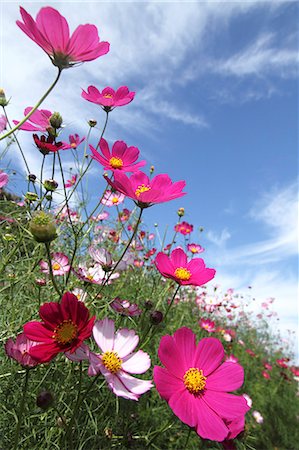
[0,69,62,141]
[163,284,181,322]
[45,242,62,297]
[13,368,30,450]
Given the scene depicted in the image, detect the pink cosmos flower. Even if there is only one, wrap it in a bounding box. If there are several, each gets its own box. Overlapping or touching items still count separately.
[225,355,239,363]
[0,114,7,133]
[73,264,119,284]
[154,328,249,441]
[262,371,271,380]
[82,86,135,112]
[39,252,70,276]
[101,190,125,207]
[92,211,109,222]
[17,6,109,70]
[64,174,77,188]
[175,221,193,235]
[199,318,216,333]
[65,342,90,362]
[0,171,9,189]
[88,318,153,400]
[5,333,40,367]
[110,298,142,317]
[105,171,186,208]
[263,362,272,371]
[252,410,263,424]
[24,292,95,363]
[62,134,85,150]
[13,107,52,132]
[187,243,204,254]
[155,247,215,286]
[90,138,146,173]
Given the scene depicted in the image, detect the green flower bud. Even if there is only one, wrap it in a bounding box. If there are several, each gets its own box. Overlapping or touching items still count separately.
[49,112,63,129]
[88,119,97,127]
[0,88,9,107]
[29,211,57,243]
[25,192,39,202]
[28,174,37,183]
[177,207,185,217]
[150,165,155,174]
[43,179,58,192]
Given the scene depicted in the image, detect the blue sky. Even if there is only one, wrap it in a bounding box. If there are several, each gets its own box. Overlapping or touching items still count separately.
[1,1,298,357]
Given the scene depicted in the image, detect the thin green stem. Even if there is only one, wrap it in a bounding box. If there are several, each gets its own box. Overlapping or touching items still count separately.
[163,284,181,322]
[13,369,30,450]
[64,362,83,448]
[0,69,62,141]
[45,243,62,297]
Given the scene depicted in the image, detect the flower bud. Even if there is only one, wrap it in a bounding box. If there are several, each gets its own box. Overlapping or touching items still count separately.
[43,179,58,192]
[150,165,155,174]
[199,227,204,232]
[150,310,163,325]
[36,391,54,410]
[49,112,63,129]
[144,300,153,310]
[25,192,39,202]
[35,278,47,286]
[177,207,185,217]
[28,174,37,183]
[0,88,9,107]
[88,119,97,127]
[45,194,53,201]
[29,211,57,243]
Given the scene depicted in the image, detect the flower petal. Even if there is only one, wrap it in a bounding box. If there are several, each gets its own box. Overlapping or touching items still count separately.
[122,350,151,374]
[93,318,115,352]
[193,337,224,376]
[206,362,244,392]
[113,328,139,358]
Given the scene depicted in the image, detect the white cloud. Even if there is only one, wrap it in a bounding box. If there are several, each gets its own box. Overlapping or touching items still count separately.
[206,228,231,247]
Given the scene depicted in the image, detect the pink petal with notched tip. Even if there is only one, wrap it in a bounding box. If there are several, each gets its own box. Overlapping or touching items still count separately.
[173,327,197,368]
[171,247,188,268]
[189,267,216,287]
[157,335,186,377]
[117,370,153,396]
[205,361,244,392]
[153,366,183,402]
[195,396,229,441]
[169,388,198,428]
[113,328,139,358]
[93,318,115,353]
[155,252,175,275]
[192,337,224,376]
[203,390,250,420]
[122,350,151,374]
[36,7,70,53]
[99,138,111,160]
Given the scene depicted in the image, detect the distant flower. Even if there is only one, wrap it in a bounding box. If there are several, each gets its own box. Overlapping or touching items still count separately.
[88,318,153,400]
[225,354,239,363]
[33,134,63,155]
[245,349,256,358]
[290,366,299,377]
[39,252,70,276]
[62,134,85,150]
[243,393,252,408]
[101,190,125,207]
[89,247,113,271]
[155,247,215,286]
[0,171,9,189]
[263,362,272,371]
[64,174,77,188]
[110,298,142,317]
[262,371,271,380]
[175,221,193,235]
[24,292,95,363]
[13,108,52,132]
[187,243,204,254]
[71,288,88,303]
[0,114,7,133]
[90,138,146,173]
[17,6,109,70]
[73,263,119,284]
[118,208,131,222]
[276,358,289,368]
[82,86,135,112]
[5,333,40,367]
[199,318,216,333]
[92,211,109,221]
[105,171,186,209]
[252,410,264,424]
[154,328,249,441]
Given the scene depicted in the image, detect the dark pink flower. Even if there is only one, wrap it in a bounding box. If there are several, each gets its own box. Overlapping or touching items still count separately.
[0,114,7,133]
[187,243,204,254]
[155,247,215,286]
[0,171,9,189]
[17,6,109,70]
[64,174,77,188]
[61,134,85,150]
[105,171,186,208]
[262,371,271,380]
[90,138,145,173]
[110,298,142,317]
[175,221,193,235]
[154,329,249,441]
[82,86,135,112]
[5,333,40,367]
[14,108,52,132]
[199,318,216,333]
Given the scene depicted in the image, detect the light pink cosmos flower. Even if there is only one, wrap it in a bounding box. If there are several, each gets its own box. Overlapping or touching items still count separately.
[62,134,85,150]
[71,288,88,303]
[88,318,153,400]
[92,211,109,221]
[105,171,186,208]
[252,410,264,424]
[82,86,135,112]
[17,6,109,70]
[154,328,249,441]
[0,171,9,189]
[65,343,90,362]
[0,114,7,133]
[90,138,146,173]
[89,247,132,272]
[64,174,77,188]
[39,252,70,276]
[225,354,239,363]
[187,243,205,254]
[110,298,142,317]
[73,264,119,284]
[5,333,40,367]
[101,190,125,207]
[13,107,52,132]
[155,247,215,287]
[199,318,216,333]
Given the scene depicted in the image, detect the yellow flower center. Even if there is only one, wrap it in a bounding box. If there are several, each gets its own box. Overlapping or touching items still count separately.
[104,93,113,99]
[135,184,151,197]
[86,274,94,281]
[102,351,122,374]
[53,319,78,345]
[109,157,123,169]
[71,142,77,148]
[184,368,207,394]
[112,197,119,204]
[190,247,197,253]
[174,267,191,281]
[52,262,61,271]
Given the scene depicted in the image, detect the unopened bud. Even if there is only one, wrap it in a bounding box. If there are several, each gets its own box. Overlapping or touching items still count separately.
[25,192,39,202]
[45,194,53,201]
[88,119,97,127]
[150,310,163,325]
[0,88,9,107]
[150,165,155,174]
[43,179,58,192]
[28,174,37,183]
[49,112,63,129]
[29,211,57,243]
[36,391,54,410]
[144,300,153,310]
[177,207,185,217]
[199,227,204,233]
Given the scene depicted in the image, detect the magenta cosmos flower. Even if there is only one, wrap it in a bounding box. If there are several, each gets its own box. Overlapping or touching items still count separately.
[39,252,70,276]
[13,107,52,132]
[88,318,153,400]
[82,86,135,112]
[17,6,109,70]
[24,292,95,363]
[0,171,9,189]
[105,171,186,208]
[61,134,85,150]
[154,328,249,441]
[0,114,7,133]
[199,318,216,333]
[187,243,205,254]
[175,221,193,235]
[90,138,145,173]
[64,174,77,188]
[5,333,40,367]
[155,247,215,286]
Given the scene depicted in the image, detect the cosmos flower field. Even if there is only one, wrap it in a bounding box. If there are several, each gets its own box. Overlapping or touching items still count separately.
[0,6,298,450]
